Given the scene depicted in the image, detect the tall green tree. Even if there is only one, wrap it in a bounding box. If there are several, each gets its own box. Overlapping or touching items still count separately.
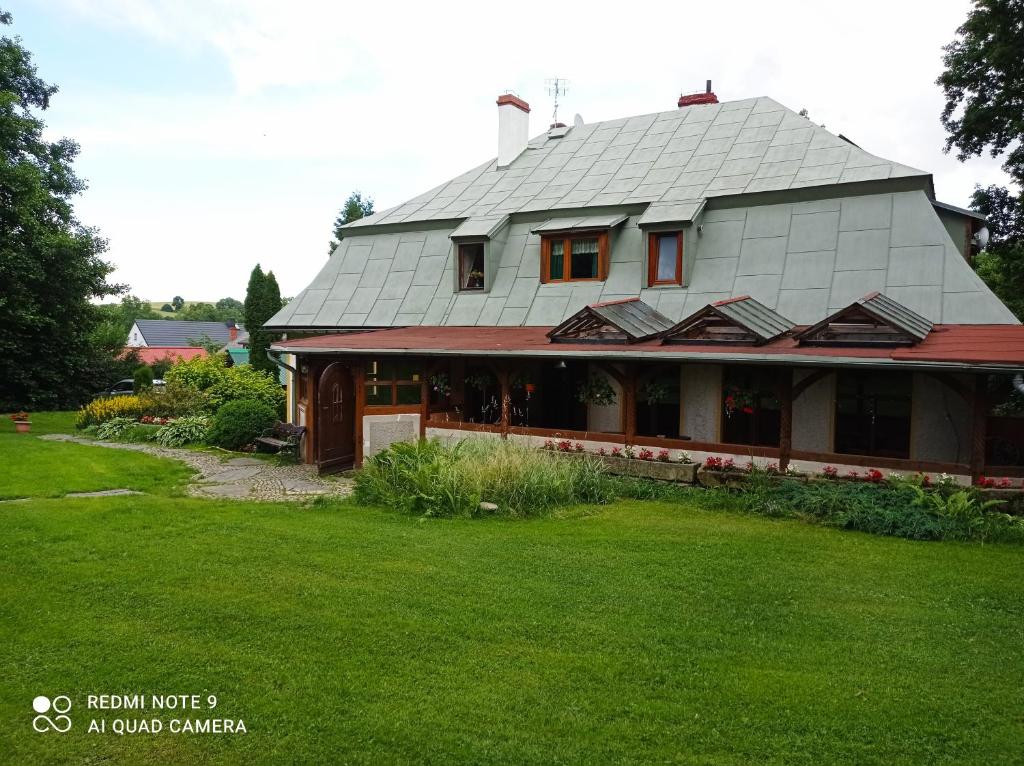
[938,0,1024,320]
[0,10,123,410]
[243,265,281,374]
[171,295,184,311]
[328,190,374,254]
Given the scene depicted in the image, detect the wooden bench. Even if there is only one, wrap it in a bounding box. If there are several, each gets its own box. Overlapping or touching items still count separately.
[255,422,306,459]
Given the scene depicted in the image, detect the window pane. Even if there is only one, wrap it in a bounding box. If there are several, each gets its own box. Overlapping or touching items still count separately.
[459,243,485,290]
[549,240,564,281]
[396,385,422,405]
[366,384,392,406]
[835,371,911,458]
[570,238,598,279]
[365,359,395,382]
[657,234,678,282]
[393,361,420,381]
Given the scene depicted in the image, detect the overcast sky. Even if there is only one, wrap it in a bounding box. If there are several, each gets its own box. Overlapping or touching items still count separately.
[7,0,1014,301]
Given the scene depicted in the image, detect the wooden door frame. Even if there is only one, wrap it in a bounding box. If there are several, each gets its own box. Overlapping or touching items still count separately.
[315,360,356,472]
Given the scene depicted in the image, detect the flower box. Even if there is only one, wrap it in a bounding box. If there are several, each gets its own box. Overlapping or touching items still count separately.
[598,455,697,483]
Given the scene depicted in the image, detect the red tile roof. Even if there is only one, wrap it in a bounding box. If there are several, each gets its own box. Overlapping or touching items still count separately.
[126,346,207,364]
[273,325,1024,369]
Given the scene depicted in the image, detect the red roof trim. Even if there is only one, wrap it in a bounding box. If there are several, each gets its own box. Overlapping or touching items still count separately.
[272,324,1024,367]
[712,295,751,306]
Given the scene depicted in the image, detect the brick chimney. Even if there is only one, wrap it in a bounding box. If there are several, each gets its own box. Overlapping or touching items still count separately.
[227,320,238,342]
[678,80,718,108]
[497,93,530,168]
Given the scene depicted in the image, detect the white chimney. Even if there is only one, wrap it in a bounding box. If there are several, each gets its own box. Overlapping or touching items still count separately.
[496,93,530,168]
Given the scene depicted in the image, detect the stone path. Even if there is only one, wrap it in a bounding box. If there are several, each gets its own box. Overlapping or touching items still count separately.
[40,434,354,502]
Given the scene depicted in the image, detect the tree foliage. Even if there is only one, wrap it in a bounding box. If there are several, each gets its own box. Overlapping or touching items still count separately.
[938,0,1024,185]
[970,185,1024,319]
[0,10,123,410]
[171,295,184,311]
[243,264,281,374]
[328,190,374,254]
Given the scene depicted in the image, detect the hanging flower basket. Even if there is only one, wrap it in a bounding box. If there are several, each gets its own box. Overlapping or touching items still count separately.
[723,385,756,416]
[429,373,451,398]
[576,375,617,407]
[639,380,671,406]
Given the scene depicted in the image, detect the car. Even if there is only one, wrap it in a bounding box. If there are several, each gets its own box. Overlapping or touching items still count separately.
[96,379,165,397]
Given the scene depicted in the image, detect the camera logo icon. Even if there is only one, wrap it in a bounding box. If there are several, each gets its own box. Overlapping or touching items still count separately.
[32,695,72,733]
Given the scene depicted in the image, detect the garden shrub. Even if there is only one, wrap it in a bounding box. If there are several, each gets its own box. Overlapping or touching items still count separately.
[76,395,148,427]
[155,415,210,447]
[133,364,154,392]
[139,380,208,418]
[206,400,277,450]
[163,355,283,415]
[355,438,614,518]
[96,417,140,440]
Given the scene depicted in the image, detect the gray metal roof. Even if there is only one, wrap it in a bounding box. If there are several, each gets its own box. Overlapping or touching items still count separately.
[548,298,673,343]
[591,298,675,339]
[713,295,795,340]
[449,215,509,240]
[666,295,794,344]
[931,200,986,222]
[530,214,628,234]
[637,199,706,227]
[858,292,934,341]
[343,96,928,232]
[134,319,242,347]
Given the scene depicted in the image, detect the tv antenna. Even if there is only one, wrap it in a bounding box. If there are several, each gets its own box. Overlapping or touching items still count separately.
[545,77,569,125]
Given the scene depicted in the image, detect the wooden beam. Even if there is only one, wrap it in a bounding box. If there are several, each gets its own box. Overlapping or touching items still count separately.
[498,366,511,439]
[623,364,637,446]
[970,373,988,483]
[793,368,831,401]
[778,371,793,472]
[353,364,365,468]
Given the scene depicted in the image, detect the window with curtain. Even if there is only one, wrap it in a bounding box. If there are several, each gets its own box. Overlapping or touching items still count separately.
[542,233,608,282]
[648,231,682,285]
[458,243,485,291]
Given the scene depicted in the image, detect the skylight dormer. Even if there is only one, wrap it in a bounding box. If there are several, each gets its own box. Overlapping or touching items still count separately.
[795,292,933,347]
[661,296,795,346]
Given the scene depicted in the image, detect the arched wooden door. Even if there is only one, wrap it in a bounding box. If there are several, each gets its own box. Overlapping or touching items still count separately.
[317,362,355,471]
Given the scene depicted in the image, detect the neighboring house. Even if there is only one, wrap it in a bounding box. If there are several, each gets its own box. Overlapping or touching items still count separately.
[267,90,1024,480]
[126,319,246,349]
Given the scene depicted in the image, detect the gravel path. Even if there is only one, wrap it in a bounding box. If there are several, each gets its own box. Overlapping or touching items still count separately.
[40,434,354,501]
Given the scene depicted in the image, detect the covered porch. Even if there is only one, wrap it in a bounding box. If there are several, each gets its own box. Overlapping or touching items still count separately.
[272,323,1024,484]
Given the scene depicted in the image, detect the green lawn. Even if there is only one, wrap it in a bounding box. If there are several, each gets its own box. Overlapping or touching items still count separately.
[0,412,191,499]
[1,419,1023,763]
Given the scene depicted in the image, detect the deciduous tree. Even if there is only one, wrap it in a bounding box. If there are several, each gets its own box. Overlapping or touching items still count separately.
[328,190,374,254]
[0,10,123,410]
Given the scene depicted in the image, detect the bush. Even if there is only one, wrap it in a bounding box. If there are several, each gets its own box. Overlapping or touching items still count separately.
[355,438,614,518]
[164,355,283,414]
[207,365,284,414]
[155,415,210,447]
[138,380,208,418]
[96,417,140,440]
[76,395,148,427]
[133,364,154,392]
[161,303,173,312]
[206,400,277,450]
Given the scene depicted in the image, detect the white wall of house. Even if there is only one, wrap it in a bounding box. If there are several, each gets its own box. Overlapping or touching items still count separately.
[126,322,147,347]
[911,373,971,464]
[792,370,834,453]
[587,365,623,433]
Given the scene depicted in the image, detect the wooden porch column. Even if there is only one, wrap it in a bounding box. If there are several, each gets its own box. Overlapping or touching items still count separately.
[778,371,794,472]
[498,367,511,439]
[970,374,988,483]
[353,363,365,468]
[623,364,637,446]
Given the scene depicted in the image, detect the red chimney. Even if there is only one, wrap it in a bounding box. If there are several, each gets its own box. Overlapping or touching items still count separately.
[227,321,238,342]
[678,79,718,108]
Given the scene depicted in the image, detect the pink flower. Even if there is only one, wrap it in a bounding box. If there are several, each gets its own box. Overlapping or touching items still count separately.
[822,465,838,478]
[597,447,607,456]
[704,456,723,469]
[611,447,622,457]
[866,469,884,483]
[574,442,585,453]
[657,449,670,462]
[723,458,735,470]
[638,448,655,461]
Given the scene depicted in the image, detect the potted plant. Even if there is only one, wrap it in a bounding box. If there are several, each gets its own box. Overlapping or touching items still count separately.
[10,411,31,433]
[576,375,617,407]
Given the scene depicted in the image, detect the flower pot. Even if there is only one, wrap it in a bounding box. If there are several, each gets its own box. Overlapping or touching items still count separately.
[14,421,31,433]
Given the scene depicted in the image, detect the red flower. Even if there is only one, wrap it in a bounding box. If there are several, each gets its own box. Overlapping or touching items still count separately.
[704,456,723,469]
[741,406,754,415]
[657,449,671,462]
[723,458,735,470]
[574,442,585,453]
[638,448,655,461]
[611,447,622,457]
[977,476,995,488]
[866,469,884,483]
[822,465,838,478]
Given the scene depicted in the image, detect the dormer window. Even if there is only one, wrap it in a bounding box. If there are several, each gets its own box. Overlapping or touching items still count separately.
[458,243,485,291]
[648,231,683,286]
[540,233,609,283]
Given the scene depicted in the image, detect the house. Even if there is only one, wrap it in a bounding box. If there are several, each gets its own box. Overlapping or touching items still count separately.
[266,90,1024,481]
[126,319,253,365]
[126,319,246,349]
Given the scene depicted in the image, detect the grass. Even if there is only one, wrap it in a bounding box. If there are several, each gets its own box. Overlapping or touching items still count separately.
[0,412,192,499]
[1,416,1023,763]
